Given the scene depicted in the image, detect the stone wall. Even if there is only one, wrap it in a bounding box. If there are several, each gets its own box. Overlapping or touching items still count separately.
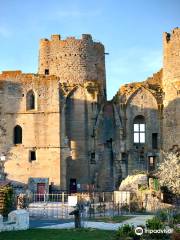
[125,87,161,174]
[163,28,180,151]
[114,80,162,177]
[0,34,127,193]
[64,85,97,189]
[0,72,61,187]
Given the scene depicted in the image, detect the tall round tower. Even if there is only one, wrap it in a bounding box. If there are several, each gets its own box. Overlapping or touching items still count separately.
[38,34,106,95]
[38,34,107,191]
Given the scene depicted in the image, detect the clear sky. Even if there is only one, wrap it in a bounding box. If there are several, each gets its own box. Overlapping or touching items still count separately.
[0,0,179,99]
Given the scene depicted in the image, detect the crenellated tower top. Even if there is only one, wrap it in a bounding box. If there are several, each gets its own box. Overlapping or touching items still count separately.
[38,34,106,95]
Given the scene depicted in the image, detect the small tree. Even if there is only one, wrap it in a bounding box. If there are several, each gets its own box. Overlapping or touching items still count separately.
[156,152,180,195]
[0,184,13,216]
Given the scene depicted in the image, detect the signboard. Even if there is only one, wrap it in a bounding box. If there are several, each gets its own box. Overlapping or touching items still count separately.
[68,196,77,206]
[0,156,5,161]
[114,191,131,204]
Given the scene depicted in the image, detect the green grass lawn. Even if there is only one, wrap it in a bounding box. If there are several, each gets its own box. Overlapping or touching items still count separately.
[0,229,115,240]
[88,215,134,223]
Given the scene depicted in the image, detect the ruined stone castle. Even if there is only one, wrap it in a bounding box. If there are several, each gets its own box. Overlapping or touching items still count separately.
[0,28,179,193]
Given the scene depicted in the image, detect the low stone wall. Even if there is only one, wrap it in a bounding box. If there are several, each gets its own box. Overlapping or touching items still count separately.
[0,209,29,232]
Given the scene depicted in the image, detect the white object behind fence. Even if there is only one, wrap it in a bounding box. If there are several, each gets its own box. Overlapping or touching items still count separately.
[68,196,78,207]
[114,191,131,204]
[0,209,29,232]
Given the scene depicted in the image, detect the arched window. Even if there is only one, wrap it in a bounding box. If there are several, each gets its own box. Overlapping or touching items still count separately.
[26,90,35,110]
[14,125,22,144]
[133,115,145,143]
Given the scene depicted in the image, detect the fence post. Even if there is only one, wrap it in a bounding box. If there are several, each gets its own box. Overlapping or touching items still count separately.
[103,196,106,217]
[112,193,114,217]
[62,192,65,219]
[62,192,65,204]
[100,201,102,217]
[93,196,95,219]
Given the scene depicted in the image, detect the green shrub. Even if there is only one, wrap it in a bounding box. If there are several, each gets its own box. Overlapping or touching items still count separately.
[146,217,164,229]
[174,226,180,233]
[155,210,168,222]
[115,224,141,240]
[173,213,180,224]
[145,217,170,239]
[0,185,13,217]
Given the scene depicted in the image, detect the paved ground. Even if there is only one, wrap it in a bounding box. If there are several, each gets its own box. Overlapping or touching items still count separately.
[34,215,154,230]
[30,219,72,228]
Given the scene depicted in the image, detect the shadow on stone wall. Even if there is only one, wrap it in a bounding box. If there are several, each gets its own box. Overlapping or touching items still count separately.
[0,80,23,183]
[163,97,180,151]
[60,85,118,192]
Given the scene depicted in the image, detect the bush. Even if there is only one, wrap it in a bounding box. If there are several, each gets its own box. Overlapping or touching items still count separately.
[0,185,13,217]
[115,224,140,240]
[146,217,164,229]
[155,210,168,222]
[145,217,170,239]
[173,213,180,224]
[173,226,180,233]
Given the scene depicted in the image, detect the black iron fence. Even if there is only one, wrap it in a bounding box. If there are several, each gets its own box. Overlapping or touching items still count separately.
[25,192,147,219]
[11,191,175,219]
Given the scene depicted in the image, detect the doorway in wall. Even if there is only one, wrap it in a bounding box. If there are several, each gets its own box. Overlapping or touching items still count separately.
[148,156,156,172]
[37,183,46,201]
[70,178,77,193]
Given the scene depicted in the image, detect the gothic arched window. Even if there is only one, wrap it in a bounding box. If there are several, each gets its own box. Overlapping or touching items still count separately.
[14,125,22,144]
[26,90,35,110]
[133,115,145,144]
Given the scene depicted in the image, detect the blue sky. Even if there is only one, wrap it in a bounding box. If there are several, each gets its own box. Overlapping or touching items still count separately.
[0,0,179,99]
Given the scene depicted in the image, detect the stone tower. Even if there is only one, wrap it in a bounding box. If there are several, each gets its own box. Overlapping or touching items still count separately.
[38,34,107,191]
[38,34,106,95]
[163,28,180,150]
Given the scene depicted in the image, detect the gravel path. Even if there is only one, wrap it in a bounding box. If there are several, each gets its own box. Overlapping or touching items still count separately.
[39,215,154,230]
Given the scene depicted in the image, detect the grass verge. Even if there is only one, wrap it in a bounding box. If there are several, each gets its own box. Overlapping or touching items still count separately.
[0,228,115,240]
